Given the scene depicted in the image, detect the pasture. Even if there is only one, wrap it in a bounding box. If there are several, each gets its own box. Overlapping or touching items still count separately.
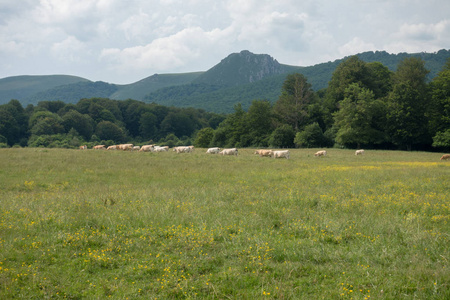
[0,148,449,299]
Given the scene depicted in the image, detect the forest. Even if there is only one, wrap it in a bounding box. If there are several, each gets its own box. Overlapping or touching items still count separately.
[0,55,449,151]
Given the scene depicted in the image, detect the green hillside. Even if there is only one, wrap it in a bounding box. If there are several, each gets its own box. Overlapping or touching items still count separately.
[111,72,203,100]
[23,81,118,105]
[144,74,288,113]
[0,75,89,105]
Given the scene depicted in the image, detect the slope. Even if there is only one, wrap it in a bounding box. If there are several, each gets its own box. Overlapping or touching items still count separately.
[0,75,89,105]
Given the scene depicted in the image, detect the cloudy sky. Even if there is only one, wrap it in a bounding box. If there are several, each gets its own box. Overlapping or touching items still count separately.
[1,0,449,84]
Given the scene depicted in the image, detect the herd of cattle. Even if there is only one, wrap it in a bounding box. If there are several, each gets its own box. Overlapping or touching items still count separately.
[81,144,450,160]
[77,144,401,159]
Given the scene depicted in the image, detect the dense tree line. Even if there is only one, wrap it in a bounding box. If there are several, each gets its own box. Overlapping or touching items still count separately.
[0,56,449,151]
[0,98,225,148]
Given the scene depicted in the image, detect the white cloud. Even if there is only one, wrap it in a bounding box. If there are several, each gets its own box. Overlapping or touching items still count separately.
[51,36,87,62]
[100,26,229,76]
[339,37,377,57]
[1,0,450,83]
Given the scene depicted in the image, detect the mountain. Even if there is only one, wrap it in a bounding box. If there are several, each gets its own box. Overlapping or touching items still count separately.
[1,49,449,113]
[0,75,89,105]
[192,50,289,86]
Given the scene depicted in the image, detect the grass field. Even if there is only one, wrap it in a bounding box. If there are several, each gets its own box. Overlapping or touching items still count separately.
[0,148,449,299]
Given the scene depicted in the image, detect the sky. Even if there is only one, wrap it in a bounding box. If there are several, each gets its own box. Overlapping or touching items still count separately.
[1,0,449,84]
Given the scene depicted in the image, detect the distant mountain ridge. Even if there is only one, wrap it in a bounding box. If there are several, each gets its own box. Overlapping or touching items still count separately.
[1,49,449,113]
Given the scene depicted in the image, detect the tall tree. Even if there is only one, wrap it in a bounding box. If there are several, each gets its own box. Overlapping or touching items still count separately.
[386,57,430,150]
[273,73,315,131]
[429,58,450,137]
[62,110,94,141]
[325,56,371,111]
[333,83,387,148]
[246,100,274,146]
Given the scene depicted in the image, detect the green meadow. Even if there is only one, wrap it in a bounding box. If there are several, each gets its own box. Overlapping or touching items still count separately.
[0,148,449,299]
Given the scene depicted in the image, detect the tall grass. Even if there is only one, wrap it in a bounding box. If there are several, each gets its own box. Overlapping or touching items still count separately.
[0,148,449,299]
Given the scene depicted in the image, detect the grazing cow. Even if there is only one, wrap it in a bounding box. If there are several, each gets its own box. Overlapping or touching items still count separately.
[139,145,154,152]
[314,150,327,157]
[273,150,290,159]
[440,154,450,160]
[153,146,168,152]
[173,146,191,153]
[132,146,141,151]
[107,145,118,150]
[254,149,273,157]
[93,145,106,150]
[355,149,365,156]
[219,148,238,156]
[188,145,195,152]
[119,144,133,151]
[79,145,87,150]
[206,147,220,154]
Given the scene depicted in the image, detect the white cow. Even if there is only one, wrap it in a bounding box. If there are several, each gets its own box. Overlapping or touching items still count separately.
[254,149,273,157]
[132,146,141,151]
[314,150,327,157]
[173,146,191,153]
[206,147,220,154]
[153,146,168,152]
[219,148,238,156]
[273,150,290,159]
[139,145,154,152]
[119,144,133,151]
[107,145,118,150]
[355,149,365,155]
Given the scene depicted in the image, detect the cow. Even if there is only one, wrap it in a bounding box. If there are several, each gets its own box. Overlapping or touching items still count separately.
[119,144,133,151]
[173,146,191,153]
[79,145,87,150]
[139,145,154,152]
[206,147,220,154]
[314,150,327,157]
[93,145,106,150]
[107,145,118,150]
[355,149,365,156]
[132,146,141,151]
[219,148,238,156]
[188,145,195,152]
[273,150,290,159]
[440,154,450,160]
[153,146,168,152]
[254,149,273,157]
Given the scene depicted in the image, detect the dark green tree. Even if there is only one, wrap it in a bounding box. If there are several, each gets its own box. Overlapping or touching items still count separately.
[139,112,158,140]
[160,111,195,138]
[273,73,315,131]
[95,121,126,143]
[325,56,371,111]
[269,124,295,148]
[0,109,20,145]
[333,83,387,148]
[386,57,431,150]
[246,100,274,146]
[29,111,65,136]
[429,58,450,148]
[294,122,328,148]
[62,110,94,141]
[194,127,215,148]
